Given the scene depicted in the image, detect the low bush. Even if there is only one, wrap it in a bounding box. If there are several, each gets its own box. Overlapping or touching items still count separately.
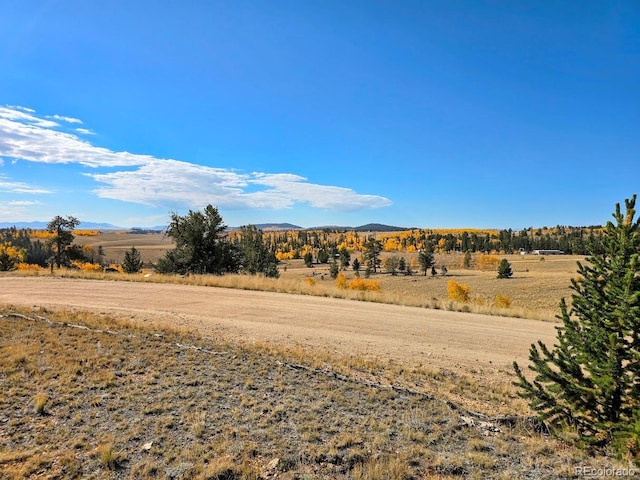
[447,280,470,303]
[71,261,102,272]
[336,273,381,292]
[494,293,511,308]
[348,277,381,292]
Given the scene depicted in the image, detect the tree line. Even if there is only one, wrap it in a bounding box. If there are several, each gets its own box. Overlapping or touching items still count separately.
[2,210,609,274]
[259,225,607,262]
[0,206,279,277]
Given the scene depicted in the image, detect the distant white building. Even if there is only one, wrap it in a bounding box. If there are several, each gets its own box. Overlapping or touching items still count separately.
[531,249,564,255]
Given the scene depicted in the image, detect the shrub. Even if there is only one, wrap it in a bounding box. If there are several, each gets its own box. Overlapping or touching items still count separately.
[17,263,45,272]
[348,278,381,292]
[336,272,348,289]
[34,393,48,415]
[494,293,511,308]
[0,242,26,271]
[476,254,499,271]
[97,443,121,470]
[304,277,316,286]
[447,280,470,303]
[107,264,124,273]
[71,261,102,272]
[303,251,314,267]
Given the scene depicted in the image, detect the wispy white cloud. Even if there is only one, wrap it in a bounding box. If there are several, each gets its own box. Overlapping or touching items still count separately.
[0,106,59,128]
[0,175,52,194]
[7,105,35,113]
[47,114,83,124]
[0,199,46,222]
[90,165,391,211]
[75,128,95,135]
[0,106,154,167]
[8,200,43,206]
[0,105,392,212]
[89,159,251,208]
[251,173,392,211]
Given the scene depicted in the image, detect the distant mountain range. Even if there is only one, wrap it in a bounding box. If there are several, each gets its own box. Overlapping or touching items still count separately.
[0,221,127,230]
[0,221,409,232]
[230,223,303,231]
[230,222,410,232]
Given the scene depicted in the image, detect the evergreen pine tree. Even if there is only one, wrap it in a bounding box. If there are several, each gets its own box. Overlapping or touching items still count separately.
[236,225,279,278]
[338,246,351,270]
[46,215,80,268]
[463,250,472,269]
[352,257,360,274]
[123,246,144,273]
[362,237,382,273]
[513,195,640,458]
[156,205,239,275]
[418,245,435,276]
[317,249,329,264]
[398,257,406,275]
[329,260,339,279]
[497,258,513,279]
[303,251,313,268]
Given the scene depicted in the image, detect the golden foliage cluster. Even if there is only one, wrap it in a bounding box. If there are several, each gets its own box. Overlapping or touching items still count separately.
[0,242,26,263]
[348,277,382,292]
[71,261,103,272]
[30,229,100,239]
[336,273,381,292]
[275,251,297,261]
[29,230,55,239]
[447,280,470,303]
[476,254,499,271]
[494,293,512,309]
[74,230,101,237]
[16,263,45,272]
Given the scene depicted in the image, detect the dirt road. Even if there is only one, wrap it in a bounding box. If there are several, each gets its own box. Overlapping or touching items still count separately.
[0,276,556,375]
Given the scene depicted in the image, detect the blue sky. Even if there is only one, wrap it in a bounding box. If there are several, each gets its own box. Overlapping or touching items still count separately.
[0,1,638,229]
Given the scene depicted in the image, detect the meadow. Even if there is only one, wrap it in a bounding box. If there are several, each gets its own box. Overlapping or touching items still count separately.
[0,306,628,479]
[2,230,628,478]
[70,230,580,321]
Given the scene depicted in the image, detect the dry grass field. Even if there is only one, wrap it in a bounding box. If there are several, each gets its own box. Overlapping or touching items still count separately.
[1,231,626,478]
[73,231,174,266]
[68,230,581,321]
[278,253,580,321]
[0,306,629,479]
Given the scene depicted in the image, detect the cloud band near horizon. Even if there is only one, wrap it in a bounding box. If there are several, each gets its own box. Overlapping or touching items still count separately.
[0,105,392,211]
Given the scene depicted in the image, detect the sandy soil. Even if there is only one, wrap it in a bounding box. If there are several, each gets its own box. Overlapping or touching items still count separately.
[0,276,557,376]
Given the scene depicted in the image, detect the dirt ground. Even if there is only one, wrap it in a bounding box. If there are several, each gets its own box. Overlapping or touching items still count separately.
[0,277,557,381]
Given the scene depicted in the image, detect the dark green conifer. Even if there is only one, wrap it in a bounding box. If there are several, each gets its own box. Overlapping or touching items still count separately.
[514,195,640,458]
[497,258,513,278]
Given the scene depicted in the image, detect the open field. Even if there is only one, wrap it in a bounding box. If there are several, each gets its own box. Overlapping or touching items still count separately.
[0,302,629,479]
[67,230,583,321]
[277,253,580,321]
[2,233,619,477]
[73,231,174,266]
[0,277,557,394]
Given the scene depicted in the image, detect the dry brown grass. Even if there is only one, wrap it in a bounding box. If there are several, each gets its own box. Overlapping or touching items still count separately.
[53,231,584,321]
[12,252,581,322]
[0,306,629,479]
[72,230,173,265]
